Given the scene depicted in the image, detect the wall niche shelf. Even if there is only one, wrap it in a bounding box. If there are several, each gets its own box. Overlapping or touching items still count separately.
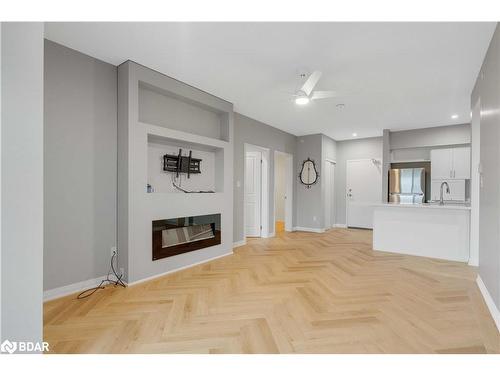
[138,81,231,142]
[118,61,234,284]
[145,124,225,194]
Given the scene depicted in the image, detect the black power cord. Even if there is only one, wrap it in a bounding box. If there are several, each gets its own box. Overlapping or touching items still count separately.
[172,180,214,193]
[77,251,126,299]
[170,174,214,193]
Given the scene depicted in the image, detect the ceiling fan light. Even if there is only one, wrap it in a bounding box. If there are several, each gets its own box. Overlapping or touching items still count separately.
[295,96,310,105]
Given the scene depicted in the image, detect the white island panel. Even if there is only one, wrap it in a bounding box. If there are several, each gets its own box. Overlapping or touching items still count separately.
[373,204,470,262]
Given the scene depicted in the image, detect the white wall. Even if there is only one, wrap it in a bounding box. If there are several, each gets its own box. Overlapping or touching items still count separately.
[1,23,44,345]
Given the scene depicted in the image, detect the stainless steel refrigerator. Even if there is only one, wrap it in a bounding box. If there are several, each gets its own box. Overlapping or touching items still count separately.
[388,168,426,204]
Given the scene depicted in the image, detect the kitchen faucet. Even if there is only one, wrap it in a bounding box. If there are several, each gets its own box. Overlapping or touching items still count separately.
[439,181,450,205]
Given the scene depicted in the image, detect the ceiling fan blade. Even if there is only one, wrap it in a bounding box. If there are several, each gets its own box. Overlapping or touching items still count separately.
[300,71,322,96]
[311,91,340,100]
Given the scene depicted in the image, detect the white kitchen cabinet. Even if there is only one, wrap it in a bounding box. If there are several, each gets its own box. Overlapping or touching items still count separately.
[430,147,470,180]
[431,179,466,201]
[431,148,453,179]
[452,147,471,179]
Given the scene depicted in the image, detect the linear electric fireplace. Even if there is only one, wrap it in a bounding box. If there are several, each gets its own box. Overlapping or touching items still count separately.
[152,214,221,261]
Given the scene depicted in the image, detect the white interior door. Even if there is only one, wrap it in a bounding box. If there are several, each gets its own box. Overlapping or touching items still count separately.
[245,151,262,237]
[346,159,382,229]
[324,161,335,229]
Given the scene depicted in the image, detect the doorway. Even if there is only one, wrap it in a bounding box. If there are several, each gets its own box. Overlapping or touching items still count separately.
[324,159,336,229]
[346,159,382,229]
[274,151,293,234]
[244,144,270,238]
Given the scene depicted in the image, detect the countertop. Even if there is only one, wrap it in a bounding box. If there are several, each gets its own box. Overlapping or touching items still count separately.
[374,202,471,210]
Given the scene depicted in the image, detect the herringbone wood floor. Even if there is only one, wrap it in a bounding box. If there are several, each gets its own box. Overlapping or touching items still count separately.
[44,228,500,354]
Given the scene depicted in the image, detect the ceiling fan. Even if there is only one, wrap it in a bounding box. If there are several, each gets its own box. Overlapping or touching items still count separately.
[294,71,340,105]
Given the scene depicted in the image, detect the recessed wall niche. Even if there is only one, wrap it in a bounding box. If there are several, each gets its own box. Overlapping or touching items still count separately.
[138,82,230,141]
[147,134,224,194]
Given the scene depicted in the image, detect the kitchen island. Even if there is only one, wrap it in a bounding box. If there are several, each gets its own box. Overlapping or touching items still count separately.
[372,202,471,262]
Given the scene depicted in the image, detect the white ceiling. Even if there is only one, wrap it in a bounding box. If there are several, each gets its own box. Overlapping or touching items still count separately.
[45,22,495,140]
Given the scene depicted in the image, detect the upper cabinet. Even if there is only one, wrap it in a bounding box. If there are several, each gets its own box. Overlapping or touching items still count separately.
[430,148,453,179]
[451,147,471,179]
[430,147,470,180]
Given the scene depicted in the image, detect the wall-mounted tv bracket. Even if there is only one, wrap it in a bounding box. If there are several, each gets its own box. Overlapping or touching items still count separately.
[163,148,202,178]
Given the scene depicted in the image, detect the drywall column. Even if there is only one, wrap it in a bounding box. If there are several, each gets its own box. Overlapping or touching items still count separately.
[1,23,44,346]
[470,99,481,267]
[0,22,2,342]
[471,22,500,328]
[295,134,323,231]
[382,129,390,202]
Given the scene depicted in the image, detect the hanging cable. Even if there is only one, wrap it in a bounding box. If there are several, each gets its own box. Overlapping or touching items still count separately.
[77,251,126,299]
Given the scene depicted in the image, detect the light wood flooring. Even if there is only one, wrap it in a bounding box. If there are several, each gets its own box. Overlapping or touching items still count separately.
[44,228,500,354]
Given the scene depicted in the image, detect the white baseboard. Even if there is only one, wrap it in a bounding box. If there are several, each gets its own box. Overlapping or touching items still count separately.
[233,239,247,248]
[293,226,325,233]
[126,251,233,287]
[44,252,235,300]
[333,223,348,228]
[476,275,500,332]
[468,258,479,267]
[265,232,276,238]
[44,275,107,302]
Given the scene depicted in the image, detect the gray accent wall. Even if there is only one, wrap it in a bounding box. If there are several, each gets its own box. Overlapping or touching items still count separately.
[295,134,323,230]
[233,113,297,242]
[335,137,383,226]
[471,23,500,310]
[1,23,44,345]
[44,40,118,290]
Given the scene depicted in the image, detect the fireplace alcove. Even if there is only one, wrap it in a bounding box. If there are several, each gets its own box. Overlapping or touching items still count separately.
[118,61,233,284]
[152,214,221,261]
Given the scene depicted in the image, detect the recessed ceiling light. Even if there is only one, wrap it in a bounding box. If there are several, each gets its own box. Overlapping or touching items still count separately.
[352,133,358,137]
[451,114,459,119]
[295,96,310,105]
